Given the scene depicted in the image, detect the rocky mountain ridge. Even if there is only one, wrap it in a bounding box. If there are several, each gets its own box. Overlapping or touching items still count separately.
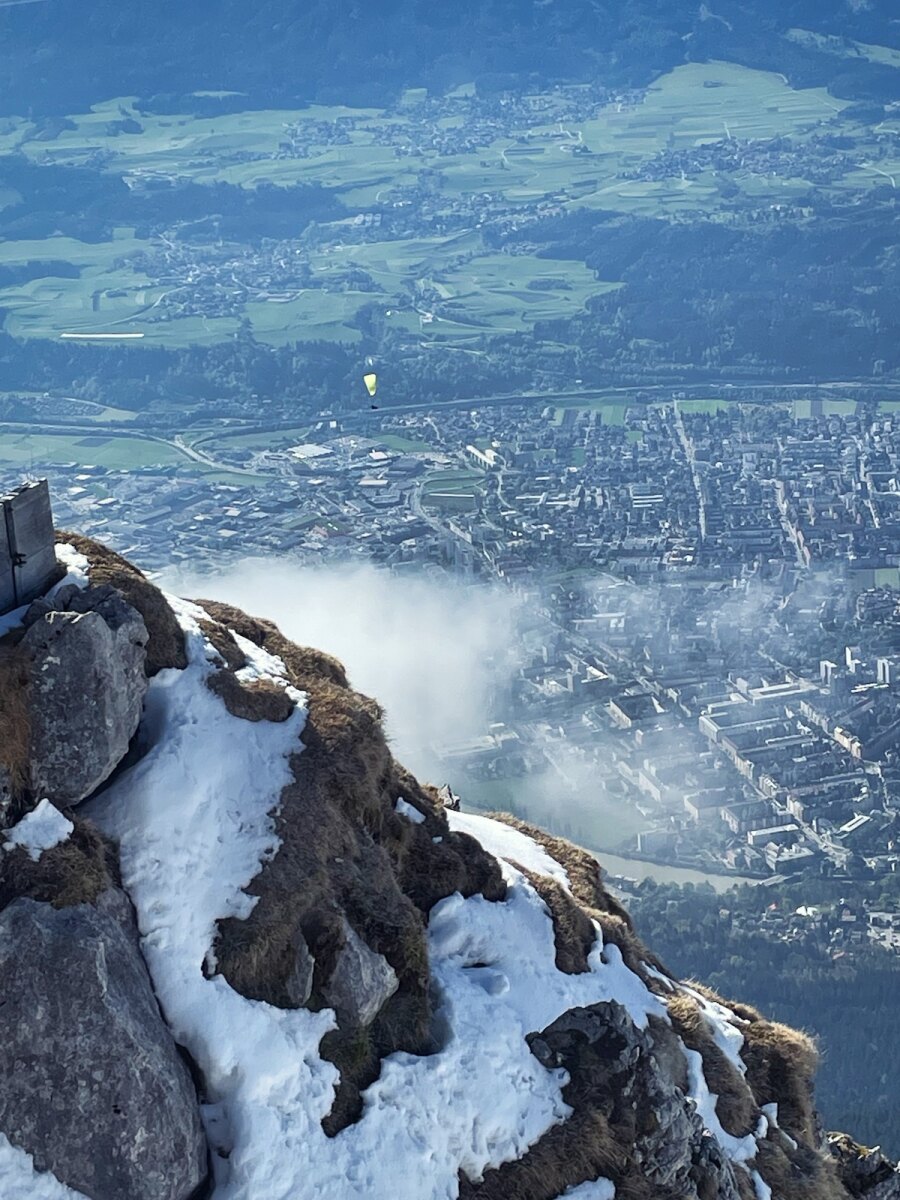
[0,531,897,1200]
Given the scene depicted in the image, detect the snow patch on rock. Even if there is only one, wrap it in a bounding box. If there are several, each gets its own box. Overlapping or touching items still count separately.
[83,597,669,1200]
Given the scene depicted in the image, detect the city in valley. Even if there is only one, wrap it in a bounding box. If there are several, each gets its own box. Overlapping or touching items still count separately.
[9,384,900,959]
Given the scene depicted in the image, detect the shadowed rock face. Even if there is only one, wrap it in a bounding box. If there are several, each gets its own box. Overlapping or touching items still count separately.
[22,584,148,806]
[0,765,12,826]
[829,1135,900,1200]
[0,889,207,1200]
[532,1002,744,1200]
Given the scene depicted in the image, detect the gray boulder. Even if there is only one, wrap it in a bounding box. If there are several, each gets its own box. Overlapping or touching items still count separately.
[23,585,148,805]
[324,919,399,1027]
[0,889,207,1200]
[285,927,316,1008]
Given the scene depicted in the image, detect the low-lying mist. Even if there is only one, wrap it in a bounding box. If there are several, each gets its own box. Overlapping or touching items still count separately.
[165,559,520,779]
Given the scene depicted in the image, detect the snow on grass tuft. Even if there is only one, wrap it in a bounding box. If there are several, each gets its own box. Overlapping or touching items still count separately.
[395,797,426,824]
[560,1178,616,1199]
[2,799,73,861]
[751,1169,773,1200]
[0,1133,88,1199]
[683,1048,758,1164]
[683,984,747,1074]
[449,810,571,890]
[51,544,89,593]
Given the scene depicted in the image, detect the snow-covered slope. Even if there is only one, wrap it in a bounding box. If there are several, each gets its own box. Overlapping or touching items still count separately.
[1,533,895,1200]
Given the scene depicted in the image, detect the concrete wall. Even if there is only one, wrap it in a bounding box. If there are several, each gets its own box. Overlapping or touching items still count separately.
[0,480,57,615]
[0,502,14,614]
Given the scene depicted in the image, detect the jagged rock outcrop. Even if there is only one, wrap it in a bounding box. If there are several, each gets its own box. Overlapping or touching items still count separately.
[0,888,207,1200]
[537,1003,745,1198]
[829,1135,900,1200]
[323,918,400,1027]
[21,584,149,806]
[55,532,187,676]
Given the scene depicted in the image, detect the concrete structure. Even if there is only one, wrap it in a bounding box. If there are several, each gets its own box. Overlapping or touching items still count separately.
[0,480,57,615]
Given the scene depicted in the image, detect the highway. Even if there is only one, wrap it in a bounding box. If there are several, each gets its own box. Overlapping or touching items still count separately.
[3,378,899,477]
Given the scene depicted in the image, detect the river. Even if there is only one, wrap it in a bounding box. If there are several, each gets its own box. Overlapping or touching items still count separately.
[460,774,760,894]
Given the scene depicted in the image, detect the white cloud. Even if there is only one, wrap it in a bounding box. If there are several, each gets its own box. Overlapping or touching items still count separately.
[164,560,519,777]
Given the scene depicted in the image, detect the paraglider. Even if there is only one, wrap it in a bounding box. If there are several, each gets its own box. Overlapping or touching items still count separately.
[363,372,378,398]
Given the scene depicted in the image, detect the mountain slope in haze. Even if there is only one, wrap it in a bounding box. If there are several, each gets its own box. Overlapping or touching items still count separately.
[0,0,897,115]
[0,531,898,1200]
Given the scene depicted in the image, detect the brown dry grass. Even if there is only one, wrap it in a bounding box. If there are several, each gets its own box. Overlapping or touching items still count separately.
[665,991,759,1138]
[458,1110,633,1200]
[193,600,349,689]
[754,1136,848,1200]
[591,909,670,980]
[486,812,628,917]
[485,812,671,984]
[673,979,825,1150]
[0,644,31,803]
[198,620,247,671]
[206,671,295,723]
[521,868,595,974]
[735,1167,758,1200]
[56,532,187,675]
[0,815,115,909]
[740,1018,820,1144]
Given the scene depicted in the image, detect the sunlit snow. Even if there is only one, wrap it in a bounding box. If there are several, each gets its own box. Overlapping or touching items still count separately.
[448,810,571,890]
[0,1134,87,1200]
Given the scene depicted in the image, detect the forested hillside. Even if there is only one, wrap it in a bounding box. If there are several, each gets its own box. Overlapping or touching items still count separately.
[631,878,900,1159]
[1,0,897,115]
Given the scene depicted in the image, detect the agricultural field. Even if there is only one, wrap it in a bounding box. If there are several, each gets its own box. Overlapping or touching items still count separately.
[0,57,892,350]
[0,229,162,341]
[0,429,186,469]
[675,398,733,415]
[420,467,481,512]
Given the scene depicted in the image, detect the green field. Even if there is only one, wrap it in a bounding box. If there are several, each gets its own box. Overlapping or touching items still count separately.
[0,58,888,348]
[676,398,732,414]
[822,398,858,417]
[0,228,162,341]
[421,467,481,512]
[0,430,186,469]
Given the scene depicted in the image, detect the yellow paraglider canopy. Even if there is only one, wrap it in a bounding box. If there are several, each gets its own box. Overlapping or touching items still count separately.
[363,372,378,398]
